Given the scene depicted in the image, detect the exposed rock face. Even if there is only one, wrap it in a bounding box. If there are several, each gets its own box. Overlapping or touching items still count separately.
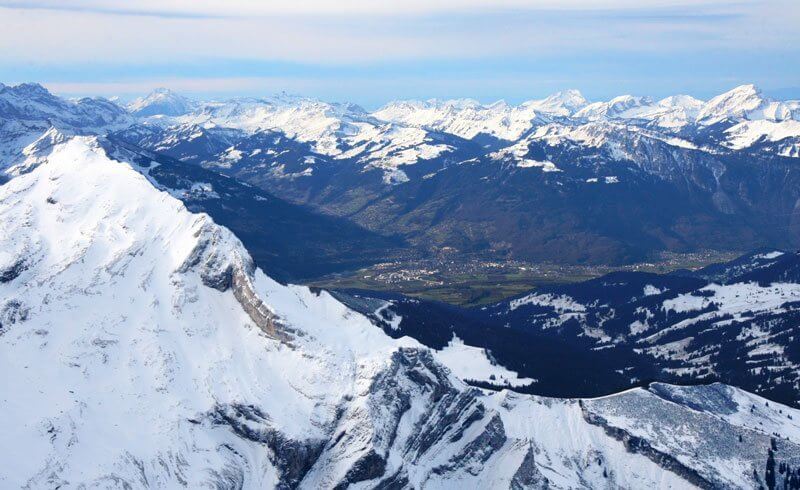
[231,265,298,345]
[510,445,550,489]
[0,299,27,332]
[177,220,297,344]
[0,257,25,283]
[203,344,800,489]
[582,384,800,489]
[208,403,326,489]
[581,408,713,488]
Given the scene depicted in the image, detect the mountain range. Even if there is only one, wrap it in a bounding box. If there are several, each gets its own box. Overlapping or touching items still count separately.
[3,82,800,488]
[4,82,800,267]
[107,83,800,265]
[2,135,800,488]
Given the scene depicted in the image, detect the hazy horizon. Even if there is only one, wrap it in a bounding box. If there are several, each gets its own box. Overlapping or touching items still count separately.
[1,0,798,107]
[3,80,798,112]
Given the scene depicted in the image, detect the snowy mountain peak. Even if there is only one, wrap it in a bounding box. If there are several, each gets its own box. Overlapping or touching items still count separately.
[0,83,134,172]
[6,82,51,97]
[609,94,653,110]
[0,83,64,110]
[546,88,588,107]
[730,83,760,96]
[573,94,652,120]
[128,87,196,117]
[128,87,193,115]
[697,83,791,125]
[698,84,762,119]
[657,94,705,110]
[521,89,589,116]
[485,99,510,111]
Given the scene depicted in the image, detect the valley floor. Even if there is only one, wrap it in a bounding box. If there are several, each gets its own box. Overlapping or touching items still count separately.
[306,250,740,306]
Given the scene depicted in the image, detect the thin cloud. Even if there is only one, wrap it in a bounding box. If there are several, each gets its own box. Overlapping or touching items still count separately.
[1,3,794,65]
[0,0,754,17]
[1,0,798,104]
[0,1,224,18]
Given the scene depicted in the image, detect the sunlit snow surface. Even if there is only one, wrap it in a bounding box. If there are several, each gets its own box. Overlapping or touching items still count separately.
[433,335,537,388]
[0,138,411,486]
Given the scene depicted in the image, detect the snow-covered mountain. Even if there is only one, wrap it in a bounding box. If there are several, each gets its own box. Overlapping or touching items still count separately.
[522,89,589,117]
[3,135,800,488]
[0,82,133,171]
[373,99,540,141]
[370,91,588,142]
[113,83,800,173]
[127,88,197,117]
[0,82,131,130]
[128,93,464,184]
[574,95,653,120]
[697,84,793,125]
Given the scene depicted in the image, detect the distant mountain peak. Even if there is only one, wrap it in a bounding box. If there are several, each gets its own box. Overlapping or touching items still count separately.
[694,83,795,125]
[150,87,174,95]
[548,88,587,103]
[128,87,195,117]
[573,94,652,120]
[729,83,760,95]
[657,94,705,109]
[12,82,52,96]
[526,89,589,116]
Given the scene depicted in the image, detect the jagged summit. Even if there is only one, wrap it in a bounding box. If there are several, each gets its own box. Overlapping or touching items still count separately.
[0,82,133,171]
[2,81,51,97]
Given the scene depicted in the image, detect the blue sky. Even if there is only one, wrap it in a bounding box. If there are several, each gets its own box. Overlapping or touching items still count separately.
[1,0,798,107]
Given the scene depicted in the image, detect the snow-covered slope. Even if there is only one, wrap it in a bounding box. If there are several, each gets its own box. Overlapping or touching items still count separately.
[372,91,589,141]
[171,95,367,155]
[3,136,800,488]
[571,94,705,129]
[574,95,653,121]
[723,119,800,156]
